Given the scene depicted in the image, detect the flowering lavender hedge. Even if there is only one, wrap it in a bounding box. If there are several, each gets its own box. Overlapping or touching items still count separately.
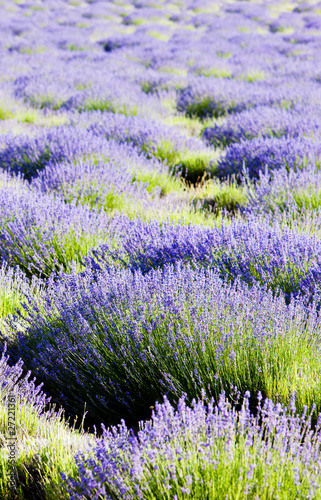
[217,136,321,179]
[202,105,321,148]
[84,111,216,182]
[5,263,321,427]
[0,127,108,180]
[61,392,321,500]
[0,176,113,277]
[0,344,51,414]
[246,165,321,216]
[84,217,321,301]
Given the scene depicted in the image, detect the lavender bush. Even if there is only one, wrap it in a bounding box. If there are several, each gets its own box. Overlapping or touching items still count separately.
[61,392,321,500]
[5,263,321,427]
[83,217,321,301]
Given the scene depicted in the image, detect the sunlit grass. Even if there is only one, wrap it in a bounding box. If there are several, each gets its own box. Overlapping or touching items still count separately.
[159,66,188,77]
[0,104,14,120]
[131,170,182,196]
[153,140,218,183]
[192,178,248,214]
[164,115,213,137]
[0,98,68,127]
[282,188,321,212]
[237,70,265,82]
[146,30,171,41]
[0,397,91,499]
[80,98,138,116]
[195,67,232,78]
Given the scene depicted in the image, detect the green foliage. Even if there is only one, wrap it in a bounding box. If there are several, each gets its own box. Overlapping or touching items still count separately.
[132,170,182,196]
[154,140,217,183]
[0,106,14,120]
[275,188,321,213]
[194,179,248,214]
[195,67,232,78]
[0,397,91,500]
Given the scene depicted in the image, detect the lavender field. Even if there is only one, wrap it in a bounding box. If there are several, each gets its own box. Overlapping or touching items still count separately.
[2,0,321,498]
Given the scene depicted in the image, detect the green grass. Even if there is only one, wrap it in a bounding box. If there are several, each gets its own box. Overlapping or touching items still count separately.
[153,140,218,183]
[0,105,14,120]
[185,98,232,119]
[278,188,321,213]
[79,98,138,116]
[195,67,232,78]
[0,264,44,324]
[131,170,182,196]
[0,287,24,319]
[61,180,128,213]
[237,70,265,82]
[164,115,213,137]
[66,44,86,51]
[146,30,171,41]
[0,218,107,279]
[0,106,67,126]
[18,46,47,54]
[28,94,65,111]
[0,395,91,499]
[192,178,248,214]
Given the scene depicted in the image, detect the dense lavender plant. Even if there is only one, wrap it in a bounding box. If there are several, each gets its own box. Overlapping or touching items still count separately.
[0,344,51,417]
[0,262,43,318]
[217,136,321,179]
[84,111,215,182]
[0,127,110,180]
[13,68,160,116]
[5,262,321,425]
[246,165,321,216]
[83,216,321,301]
[176,77,310,119]
[30,143,160,210]
[61,392,321,500]
[203,105,321,148]
[0,179,113,277]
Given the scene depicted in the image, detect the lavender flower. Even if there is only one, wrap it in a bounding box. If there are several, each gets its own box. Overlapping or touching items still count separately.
[62,392,321,499]
[217,136,321,179]
[5,262,321,426]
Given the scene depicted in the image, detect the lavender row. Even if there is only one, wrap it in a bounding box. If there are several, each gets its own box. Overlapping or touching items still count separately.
[0,172,115,278]
[4,262,321,426]
[84,216,321,302]
[62,392,321,500]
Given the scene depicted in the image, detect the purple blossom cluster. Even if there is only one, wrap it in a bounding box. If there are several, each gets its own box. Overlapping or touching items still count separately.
[14,68,161,116]
[0,343,53,419]
[85,111,204,157]
[0,173,113,277]
[217,136,321,179]
[203,105,321,148]
[82,111,213,180]
[84,217,321,300]
[177,77,291,118]
[31,142,161,206]
[0,127,110,179]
